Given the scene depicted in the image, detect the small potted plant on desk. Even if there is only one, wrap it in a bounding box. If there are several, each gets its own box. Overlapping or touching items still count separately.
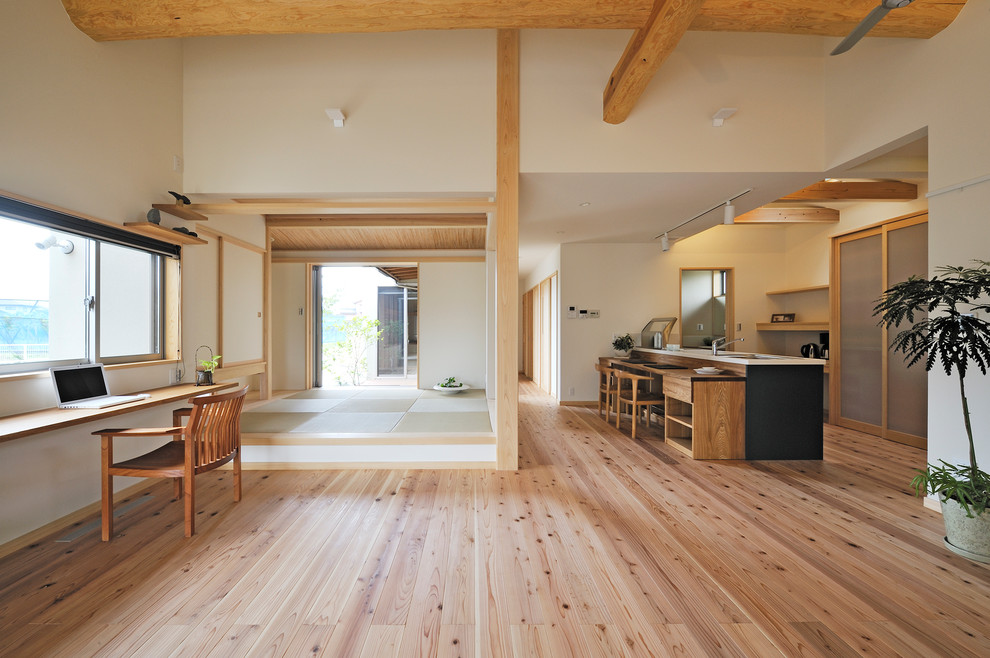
[612,333,635,356]
[875,260,990,562]
[195,346,222,386]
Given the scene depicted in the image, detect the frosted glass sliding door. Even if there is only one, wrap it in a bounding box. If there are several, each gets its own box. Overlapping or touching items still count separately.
[832,212,928,448]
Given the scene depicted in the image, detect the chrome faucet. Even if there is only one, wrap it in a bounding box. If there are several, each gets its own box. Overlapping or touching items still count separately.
[712,337,744,355]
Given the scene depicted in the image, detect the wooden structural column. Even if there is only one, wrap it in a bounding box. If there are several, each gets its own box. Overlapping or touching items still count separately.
[496,29,519,470]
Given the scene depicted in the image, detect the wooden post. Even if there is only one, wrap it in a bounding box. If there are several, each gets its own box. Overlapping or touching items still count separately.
[496,29,519,471]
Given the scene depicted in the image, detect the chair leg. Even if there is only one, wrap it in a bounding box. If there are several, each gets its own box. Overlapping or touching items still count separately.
[184,464,195,538]
[101,436,112,541]
[234,449,242,502]
[173,477,182,500]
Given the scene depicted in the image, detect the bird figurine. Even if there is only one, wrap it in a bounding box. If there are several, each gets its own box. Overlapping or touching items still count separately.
[168,190,191,205]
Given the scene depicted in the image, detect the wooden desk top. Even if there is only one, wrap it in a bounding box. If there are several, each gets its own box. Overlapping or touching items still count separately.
[0,382,236,444]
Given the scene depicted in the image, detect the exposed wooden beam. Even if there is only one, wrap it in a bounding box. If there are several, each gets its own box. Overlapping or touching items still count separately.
[61,0,966,42]
[694,0,967,39]
[183,198,495,216]
[265,214,488,228]
[735,207,840,224]
[780,180,918,202]
[496,29,520,471]
[603,0,706,125]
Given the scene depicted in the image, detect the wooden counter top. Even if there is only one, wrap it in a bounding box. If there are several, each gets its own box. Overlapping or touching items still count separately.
[0,382,236,444]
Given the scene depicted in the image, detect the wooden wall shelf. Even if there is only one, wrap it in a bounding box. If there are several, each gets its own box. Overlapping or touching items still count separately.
[123,222,207,245]
[151,203,209,223]
[766,284,829,296]
[756,321,829,332]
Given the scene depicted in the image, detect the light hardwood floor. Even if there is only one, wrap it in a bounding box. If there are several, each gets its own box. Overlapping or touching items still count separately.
[2,378,989,656]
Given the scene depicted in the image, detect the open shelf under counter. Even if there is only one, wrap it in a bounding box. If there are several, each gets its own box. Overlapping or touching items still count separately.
[123,222,207,245]
[756,321,829,332]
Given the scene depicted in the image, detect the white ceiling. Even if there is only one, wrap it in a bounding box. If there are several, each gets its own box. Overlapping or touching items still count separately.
[518,170,821,277]
[517,135,929,278]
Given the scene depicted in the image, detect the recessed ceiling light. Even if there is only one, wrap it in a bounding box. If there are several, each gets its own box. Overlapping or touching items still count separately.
[579,201,591,207]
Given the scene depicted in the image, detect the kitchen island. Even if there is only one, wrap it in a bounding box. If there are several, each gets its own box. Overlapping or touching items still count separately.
[607,348,824,459]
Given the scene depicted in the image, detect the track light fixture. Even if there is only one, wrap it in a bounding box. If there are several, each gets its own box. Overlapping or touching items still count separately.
[660,233,670,252]
[723,203,736,225]
[654,188,751,246]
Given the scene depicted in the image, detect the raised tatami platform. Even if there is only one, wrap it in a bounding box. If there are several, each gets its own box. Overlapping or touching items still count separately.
[239,386,496,468]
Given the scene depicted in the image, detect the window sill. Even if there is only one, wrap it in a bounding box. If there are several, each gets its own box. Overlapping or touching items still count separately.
[0,359,180,383]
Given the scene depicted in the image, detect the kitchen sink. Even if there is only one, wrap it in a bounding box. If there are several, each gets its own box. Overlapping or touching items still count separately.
[720,353,786,359]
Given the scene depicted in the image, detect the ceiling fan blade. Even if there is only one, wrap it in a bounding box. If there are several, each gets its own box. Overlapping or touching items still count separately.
[830,4,893,56]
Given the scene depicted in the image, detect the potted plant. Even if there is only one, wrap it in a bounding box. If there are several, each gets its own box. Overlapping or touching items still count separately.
[434,376,469,394]
[874,260,990,562]
[612,333,635,356]
[195,346,221,386]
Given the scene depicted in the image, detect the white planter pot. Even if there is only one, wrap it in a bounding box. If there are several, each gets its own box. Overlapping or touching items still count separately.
[940,494,990,563]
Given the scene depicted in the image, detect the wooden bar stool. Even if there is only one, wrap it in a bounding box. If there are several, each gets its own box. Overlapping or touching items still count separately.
[595,363,614,419]
[615,371,664,440]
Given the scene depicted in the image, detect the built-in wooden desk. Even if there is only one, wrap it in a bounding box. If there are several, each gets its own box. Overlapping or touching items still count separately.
[0,382,236,444]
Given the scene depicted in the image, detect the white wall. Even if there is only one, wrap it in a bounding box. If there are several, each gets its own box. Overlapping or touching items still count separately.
[419,262,488,389]
[0,0,184,545]
[521,30,825,173]
[559,225,794,402]
[272,263,308,391]
[182,31,496,194]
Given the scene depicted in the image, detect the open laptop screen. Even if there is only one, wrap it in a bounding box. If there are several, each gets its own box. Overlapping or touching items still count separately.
[51,364,110,404]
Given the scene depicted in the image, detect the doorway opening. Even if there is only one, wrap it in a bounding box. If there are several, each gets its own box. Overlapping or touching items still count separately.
[313,265,418,388]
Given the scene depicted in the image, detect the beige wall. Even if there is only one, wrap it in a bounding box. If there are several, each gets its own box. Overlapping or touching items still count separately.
[521,30,825,173]
[182,31,497,194]
[271,263,309,391]
[419,262,488,389]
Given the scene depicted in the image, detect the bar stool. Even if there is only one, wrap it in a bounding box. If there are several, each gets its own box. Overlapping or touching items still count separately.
[595,363,613,419]
[615,371,664,440]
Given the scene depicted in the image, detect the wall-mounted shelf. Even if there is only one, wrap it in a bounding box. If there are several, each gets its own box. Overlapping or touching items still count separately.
[151,203,209,223]
[766,284,829,296]
[756,321,829,332]
[123,222,207,245]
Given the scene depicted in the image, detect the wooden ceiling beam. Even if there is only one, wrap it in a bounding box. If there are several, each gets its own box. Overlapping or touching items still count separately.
[185,198,495,215]
[603,0,706,125]
[266,214,488,228]
[780,180,918,201]
[61,0,965,42]
[61,0,651,41]
[734,207,840,224]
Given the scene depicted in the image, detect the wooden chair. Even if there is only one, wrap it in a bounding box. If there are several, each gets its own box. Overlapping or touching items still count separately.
[615,372,664,440]
[595,363,616,419]
[94,386,247,541]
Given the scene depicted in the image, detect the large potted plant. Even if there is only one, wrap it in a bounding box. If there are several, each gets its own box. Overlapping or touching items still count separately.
[874,260,990,562]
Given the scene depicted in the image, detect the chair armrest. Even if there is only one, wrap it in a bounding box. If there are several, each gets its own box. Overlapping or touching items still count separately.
[172,407,193,426]
[92,426,184,438]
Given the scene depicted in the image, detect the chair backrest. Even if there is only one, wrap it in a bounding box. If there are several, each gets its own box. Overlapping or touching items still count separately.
[185,386,248,470]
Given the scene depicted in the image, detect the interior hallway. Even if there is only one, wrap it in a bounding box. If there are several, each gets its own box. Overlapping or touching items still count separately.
[1,379,989,656]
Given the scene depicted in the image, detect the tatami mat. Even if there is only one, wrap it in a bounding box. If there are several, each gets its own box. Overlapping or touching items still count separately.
[392,411,493,433]
[244,386,493,435]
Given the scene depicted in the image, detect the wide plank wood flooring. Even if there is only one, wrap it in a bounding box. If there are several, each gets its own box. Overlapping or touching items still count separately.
[2,378,989,656]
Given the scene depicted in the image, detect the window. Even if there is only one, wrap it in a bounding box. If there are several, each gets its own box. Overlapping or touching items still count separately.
[0,197,178,373]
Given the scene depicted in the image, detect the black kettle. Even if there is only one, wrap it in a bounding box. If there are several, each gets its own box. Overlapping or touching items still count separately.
[800,343,821,358]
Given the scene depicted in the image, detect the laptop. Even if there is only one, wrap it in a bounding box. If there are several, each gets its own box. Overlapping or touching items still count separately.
[51,363,151,409]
